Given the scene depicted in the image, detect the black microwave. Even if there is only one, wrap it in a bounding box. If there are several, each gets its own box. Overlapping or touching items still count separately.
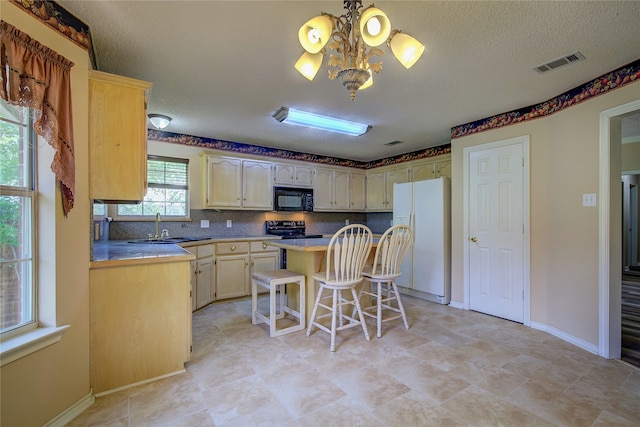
[274,187,314,212]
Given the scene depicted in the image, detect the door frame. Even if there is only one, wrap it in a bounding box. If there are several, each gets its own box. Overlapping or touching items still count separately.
[463,135,531,326]
[598,99,640,358]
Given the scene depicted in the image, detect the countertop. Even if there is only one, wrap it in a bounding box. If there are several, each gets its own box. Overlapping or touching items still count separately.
[91,235,281,268]
[265,237,378,252]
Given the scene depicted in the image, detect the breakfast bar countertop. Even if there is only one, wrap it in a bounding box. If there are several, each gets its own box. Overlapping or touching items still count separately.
[264,238,334,252]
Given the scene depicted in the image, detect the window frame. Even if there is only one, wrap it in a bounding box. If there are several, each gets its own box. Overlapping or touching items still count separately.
[0,103,38,340]
[113,155,190,221]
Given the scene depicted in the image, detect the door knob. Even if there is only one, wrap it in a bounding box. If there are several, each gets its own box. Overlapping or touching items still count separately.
[470,237,478,243]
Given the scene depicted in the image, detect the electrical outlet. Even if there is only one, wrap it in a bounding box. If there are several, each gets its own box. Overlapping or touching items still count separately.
[345,219,350,225]
[200,220,209,228]
[226,219,232,228]
[390,220,394,226]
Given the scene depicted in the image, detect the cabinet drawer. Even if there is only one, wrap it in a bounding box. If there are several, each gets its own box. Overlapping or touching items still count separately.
[198,244,214,258]
[250,241,278,253]
[216,241,249,255]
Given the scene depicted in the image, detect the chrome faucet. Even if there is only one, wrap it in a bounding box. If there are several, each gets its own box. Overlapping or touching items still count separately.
[155,212,161,240]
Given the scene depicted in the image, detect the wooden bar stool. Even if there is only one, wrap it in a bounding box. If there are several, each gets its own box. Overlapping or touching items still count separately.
[251,270,305,337]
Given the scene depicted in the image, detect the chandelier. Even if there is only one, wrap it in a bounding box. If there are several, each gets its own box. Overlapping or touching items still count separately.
[295,0,425,101]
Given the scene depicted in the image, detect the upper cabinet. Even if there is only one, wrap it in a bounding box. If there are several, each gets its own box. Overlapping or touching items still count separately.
[89,70,152,201]
[410,155,451,181]
[366,167,410,211]
[314,167,361,211]
[203,155,272,210]
[273,163,314,187]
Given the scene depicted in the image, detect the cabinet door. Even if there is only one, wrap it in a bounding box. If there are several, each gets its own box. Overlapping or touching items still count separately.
[366,171,386,211]
[350,172,366,211]
[196,256,214,309]
[206,156,242,208]
[251,253,279,274]
[314,168,334,210]
[273,163,294,185]
[189,259,197,312]
[385,168,410,210]
[243,160,273,209]
[333,170,351,211]
[215,255,249,300]
[89,71,151,201]
[435,159,451,178]
[294,166,314,187]
[411,162,435,181]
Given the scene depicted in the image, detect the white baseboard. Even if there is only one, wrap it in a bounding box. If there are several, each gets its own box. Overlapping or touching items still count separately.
[43,392,95,427]
[448,300,464,309]
[530,321,599,355]
[95,368,186,397]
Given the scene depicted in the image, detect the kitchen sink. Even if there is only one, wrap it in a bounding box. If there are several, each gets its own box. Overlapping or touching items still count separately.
[127,238,190,244]
[127,237,210,244]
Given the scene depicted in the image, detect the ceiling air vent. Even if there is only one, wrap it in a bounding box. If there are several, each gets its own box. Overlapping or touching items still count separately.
[533,51,586,74]
[384,140,404,146]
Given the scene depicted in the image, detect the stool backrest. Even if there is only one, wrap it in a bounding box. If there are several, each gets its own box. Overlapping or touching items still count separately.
[323,224,373,284]
[370,224,413,277]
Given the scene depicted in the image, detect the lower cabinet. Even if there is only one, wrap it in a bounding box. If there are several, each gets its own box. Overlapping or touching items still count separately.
[215,241,250,300]
[89,260,191,394]
[214,240,280,300]
[184,244,215,311]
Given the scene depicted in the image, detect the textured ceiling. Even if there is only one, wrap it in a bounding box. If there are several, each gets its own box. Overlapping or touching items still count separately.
[57,1,640,161]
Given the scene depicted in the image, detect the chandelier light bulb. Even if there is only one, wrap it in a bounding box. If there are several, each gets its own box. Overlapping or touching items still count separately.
[366,17,381,36]
[308,28,320,44]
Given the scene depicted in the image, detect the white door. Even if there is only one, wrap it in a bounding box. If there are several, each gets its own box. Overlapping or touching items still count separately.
[469,142,525,322]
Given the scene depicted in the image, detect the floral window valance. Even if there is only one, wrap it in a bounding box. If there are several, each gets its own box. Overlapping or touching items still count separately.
[0,20,75,215]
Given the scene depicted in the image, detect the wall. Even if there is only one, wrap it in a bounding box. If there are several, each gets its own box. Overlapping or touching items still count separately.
[622,141,640,172]
[451,80,640,348]
[1,2,91,426]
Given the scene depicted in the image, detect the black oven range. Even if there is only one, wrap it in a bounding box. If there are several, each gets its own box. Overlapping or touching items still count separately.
[265,220,322,268]
[265,220,322,240]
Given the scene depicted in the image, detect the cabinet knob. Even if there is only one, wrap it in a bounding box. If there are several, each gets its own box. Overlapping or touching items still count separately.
[470,237,478,243]
[262,243,267,249]
[230,246,236,251]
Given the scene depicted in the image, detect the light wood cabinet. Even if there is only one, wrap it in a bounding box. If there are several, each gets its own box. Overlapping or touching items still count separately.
[89,70,152,201]
[89,260,191,394]
[213,240,279,300]
[273,163,314,187]
[215,242,250,299]
[243,160,273,209]
[350,172,366,211]
[314,167,351,211]
[203,155,272,209]
[366,167,410,211]
[410,155,451,181]
[183,244,215,311]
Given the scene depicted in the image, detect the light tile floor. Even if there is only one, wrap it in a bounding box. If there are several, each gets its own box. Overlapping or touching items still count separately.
[68,295,640,426]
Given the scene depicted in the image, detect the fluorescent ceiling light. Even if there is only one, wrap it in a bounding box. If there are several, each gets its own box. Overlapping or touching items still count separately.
[273,107,370,136]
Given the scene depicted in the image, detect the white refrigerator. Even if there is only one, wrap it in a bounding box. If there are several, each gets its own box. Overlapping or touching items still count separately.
[393,177,451,304]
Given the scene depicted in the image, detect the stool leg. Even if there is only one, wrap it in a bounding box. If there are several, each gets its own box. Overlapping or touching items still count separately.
[299,278,305,329]
[269,281,277,337]
[307,283,324,337]
[377,281,383,338]
[251,279,258,325]
[330,289,338,352]
[352,287,370,342]
[392,281,409,330]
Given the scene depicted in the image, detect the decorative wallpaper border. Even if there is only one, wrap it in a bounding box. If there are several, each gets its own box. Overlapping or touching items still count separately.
[148,130,451,170]
[10,0,97,67]
[451,58,640,139]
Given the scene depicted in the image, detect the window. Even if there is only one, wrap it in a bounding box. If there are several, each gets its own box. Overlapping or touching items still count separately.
[117,156,189,218]
[0,100,36,337]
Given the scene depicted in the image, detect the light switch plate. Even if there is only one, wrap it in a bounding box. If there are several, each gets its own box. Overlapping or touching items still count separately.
[583,193,596,207]
[200,220,209,228]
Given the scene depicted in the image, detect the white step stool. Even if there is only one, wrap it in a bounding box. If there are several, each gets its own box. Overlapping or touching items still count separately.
[251,270,305,337]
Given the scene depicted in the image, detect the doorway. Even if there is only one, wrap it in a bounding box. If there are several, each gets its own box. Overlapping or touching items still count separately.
[463,135,531,324]
[598,99,640,360]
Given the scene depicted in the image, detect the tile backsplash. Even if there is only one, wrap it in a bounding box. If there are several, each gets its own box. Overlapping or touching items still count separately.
[106,210,391,240]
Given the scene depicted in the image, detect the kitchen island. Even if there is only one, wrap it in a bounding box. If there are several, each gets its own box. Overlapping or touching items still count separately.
[265,238,376,323]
